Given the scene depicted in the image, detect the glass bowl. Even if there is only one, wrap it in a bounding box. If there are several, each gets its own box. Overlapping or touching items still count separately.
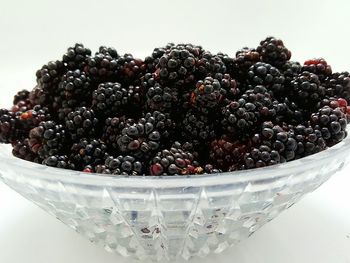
[1,135,350,261]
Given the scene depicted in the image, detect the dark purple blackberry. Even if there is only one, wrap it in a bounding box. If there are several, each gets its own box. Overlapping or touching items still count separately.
[13,89,30,105]
[210,137,249,170]
[274,98,309,126]
[117,53,146,84]
[290,71,326,109]
[144,43,175,73]
[240,145,281,169]
[203,164,222,174]
[63,43,91,70]
[325,72,350,102]
[84,46,120,81]
[302,58,332,82]
[28,86,48,107]
[70,138,109,169]
[221,86,275,139]
[116,111,174,159]
[43,155,75,169]
[156,47,196,86]
[233,47,261,80]
[28,121,68,159]
[196,51,226,78]
[216,73,240,100]
[256,36,291,67]
[246,62,285,96]
[146,82,178,113]
[310,105,348,145]
[36,60,66,91]
[182,110,216,142]
[0,109,22,143]
[102,116,135,151]
[149,142,200,176]
[17,105,51,134]
[65,107,99,141]
[96,155,144,175]
[281,61,302,84]
[12,139,40,162]
[57,69,93,109]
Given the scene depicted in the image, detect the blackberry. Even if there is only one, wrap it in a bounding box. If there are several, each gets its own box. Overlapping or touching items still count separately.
[203,164,222,174]
[325,72,350,102]
[63,43,91,70]
[240,144,281,169]
[117,53,146,84]
[17,105,51,134]
[281,61,302,84]
[275,98,308,126]
[156,47,196,86]
[0,109,22,143]
[12,139,40,162]
[36,60,66,90]
[257,36,291,67]
[216,73,240,100]
[290,71,326,109]
[144,43,175,73]
[196,51,226,78]
[43,155,75,169]
[116,111,174,158]
[28,121,68,159]
[310,105,348,145]
[149,142,200,176]
[146,82,178,113]
[96,155,144,175]
[11,99,32,114]
[84,46,120,81]
[13,89,30,105]
[246,62,285,96]
[233,47,261,80]
[302,58,332,81]
[28,86,48,107]
[210,137,249,170]
[182,110,216,142]
[70,138,108,169]
[65,107,99,141]
[102,116,135,151]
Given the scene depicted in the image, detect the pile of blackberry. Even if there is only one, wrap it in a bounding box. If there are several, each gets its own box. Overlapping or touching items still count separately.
[1,37,350,176]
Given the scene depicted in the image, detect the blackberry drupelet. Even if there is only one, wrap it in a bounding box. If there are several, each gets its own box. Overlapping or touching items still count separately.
[290,71,326,109]
[28,121,68,159]
[43,155,75,169]
[116,111,174,159]
[65,107,99,141]
[70,138,109,169]
[246,62,285,96]
[84,46,120,81]
[63,43,91,70]
[325,72,350,102]
[257,36,291,67]
[95,155,144,175]
[149,142,200,176]
[310,104,348,145]
[302,58,332,82]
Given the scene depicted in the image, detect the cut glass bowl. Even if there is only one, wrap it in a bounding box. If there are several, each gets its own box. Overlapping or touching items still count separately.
[0,134,350,261]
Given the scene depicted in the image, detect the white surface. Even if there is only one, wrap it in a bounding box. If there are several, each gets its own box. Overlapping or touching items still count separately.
[0,0,350,262]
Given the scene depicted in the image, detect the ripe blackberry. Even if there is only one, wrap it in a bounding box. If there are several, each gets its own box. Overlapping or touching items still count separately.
[43,155,75,169]
[17,105,51,134]
[36,60,66,90]
[203,164,222,174]
[11,99,32,114]
[302,58,332,81]
[28,121,68,159]
[216,73,240,100]
[65,107,99,141]
[116,111,174,159]
[0,109,22,143]
[281,61,302,84]
[13,89,30,105]
[325,72,350,102]
[182,110,216,142]
[28,86,48,107]
[233,47,261,80]
[290,71,326,109]
[146,82,178,113]
[95,155,144,175]
[221,86,275,139]
[246,62,285,96]
[70,138,109,169]
[84,46,119,81]
[102,116,135,151]
[209,137,249,170]
[149,142,200,176]
[196,51,226,78]
[12,139,40,162]
[241,144,281,169]
[274,98,308,126]
[144,43,175,73]
[117,53,146,84]
[57,69,93,109]
[63,43,91,70]
[156,47,196,86]
[310,105,348,145]
[257,36,291,67]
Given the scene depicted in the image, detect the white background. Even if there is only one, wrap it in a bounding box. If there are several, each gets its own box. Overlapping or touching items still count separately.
[0,0,350,262]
